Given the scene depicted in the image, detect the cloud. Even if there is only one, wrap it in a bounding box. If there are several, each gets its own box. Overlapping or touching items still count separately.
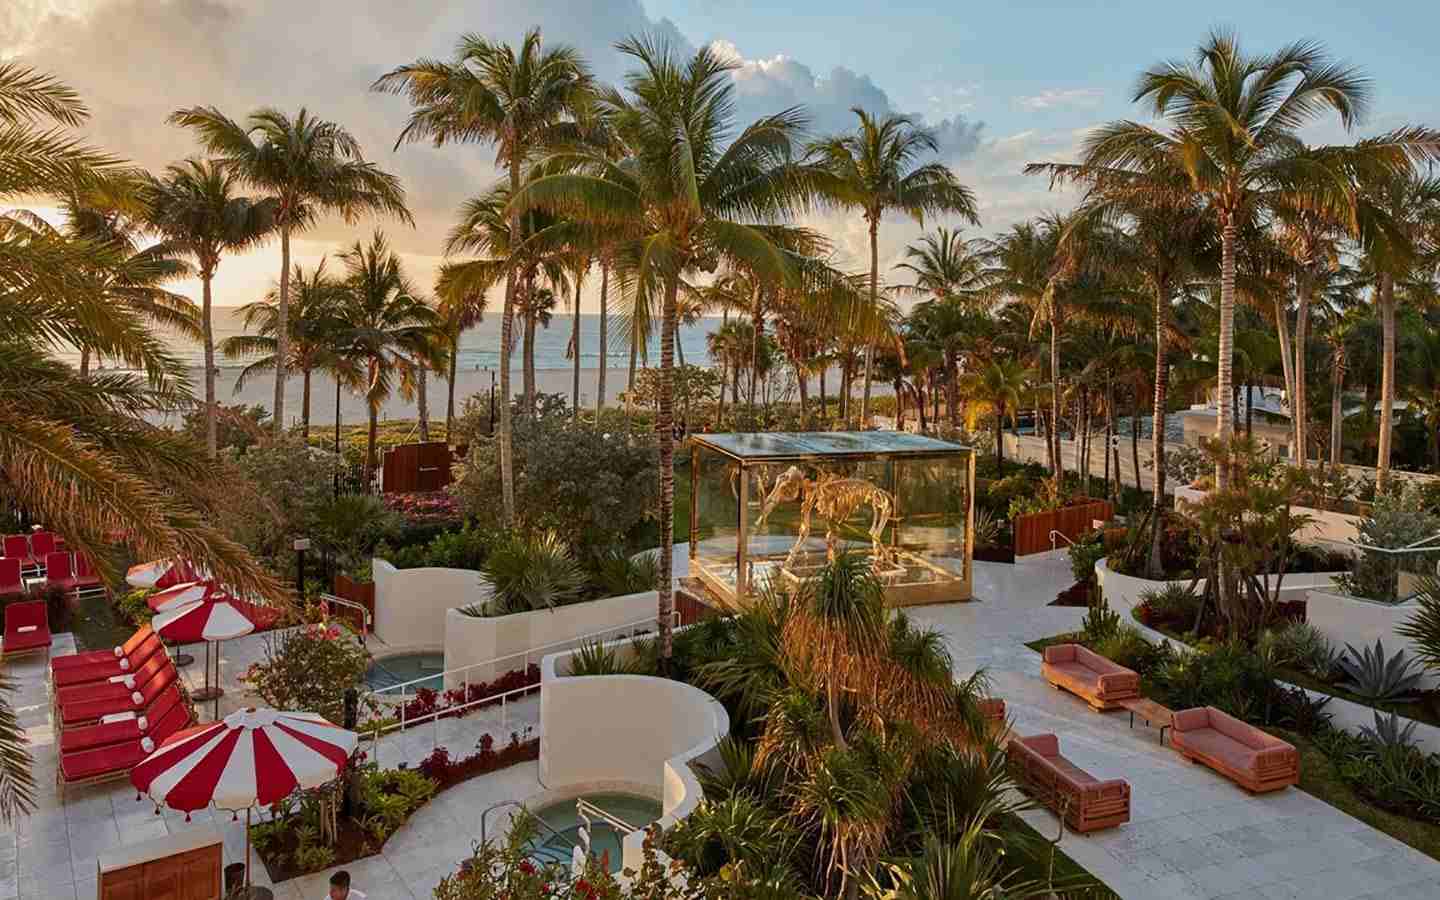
[1015,88,1104,112]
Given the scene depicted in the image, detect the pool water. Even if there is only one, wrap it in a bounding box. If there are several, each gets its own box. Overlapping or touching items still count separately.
[527,793,661,872]
[364,652,446,691]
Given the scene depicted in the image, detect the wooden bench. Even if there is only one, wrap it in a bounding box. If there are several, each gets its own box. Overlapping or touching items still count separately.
[1117,697,1174,745]
[1007,733,1130,833]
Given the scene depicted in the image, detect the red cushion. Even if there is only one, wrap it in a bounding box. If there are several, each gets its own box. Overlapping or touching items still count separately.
[61,667,176,725]
[59,717,143,754]
[52,627,152,671]
[56,655,170,706]
[3,628,51,653]
[59,741,146,781]
[51,637,163,688]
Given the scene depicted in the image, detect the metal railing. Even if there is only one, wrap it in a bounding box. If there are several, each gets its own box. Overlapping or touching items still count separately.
[1315,533,1440,604]
[320,593,371,642]
[576,798,639,835]
[1049,529,1076,551]
[361,611,681,759]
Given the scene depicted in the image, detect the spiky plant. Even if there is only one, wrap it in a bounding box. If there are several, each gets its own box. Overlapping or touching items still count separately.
[1336,639,1425,702]
[1398,575,1440,673]
[1360,711,1419,751]
[479,530,584,615]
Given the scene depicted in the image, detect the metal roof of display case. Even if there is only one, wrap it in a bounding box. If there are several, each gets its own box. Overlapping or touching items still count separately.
[690,431,970,462]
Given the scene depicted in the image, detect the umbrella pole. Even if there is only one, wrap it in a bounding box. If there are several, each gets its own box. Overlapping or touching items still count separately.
[193,640,224,707]
[245,807,252,888]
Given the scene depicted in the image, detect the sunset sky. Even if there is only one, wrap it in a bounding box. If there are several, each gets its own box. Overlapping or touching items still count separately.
[5,0,1437,313]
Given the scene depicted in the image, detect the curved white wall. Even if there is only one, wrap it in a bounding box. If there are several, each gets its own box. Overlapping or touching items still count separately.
[1307,589,1436,690]
[1095,558,1342,619]
[540,641,729,873]
[371,559,488,648]
[442,590,660,685]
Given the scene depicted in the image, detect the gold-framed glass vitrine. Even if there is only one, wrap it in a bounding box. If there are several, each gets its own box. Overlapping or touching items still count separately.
[688,432,974,608]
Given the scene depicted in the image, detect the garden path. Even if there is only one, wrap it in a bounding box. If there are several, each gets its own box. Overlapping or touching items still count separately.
[905,551,1440,900]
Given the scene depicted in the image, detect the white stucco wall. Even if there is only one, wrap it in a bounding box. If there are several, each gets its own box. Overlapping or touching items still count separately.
[442,590,662,685]
[540,640,729,873]
[371,559,488,648]
[1306,589,1437,691]
[1094,558,1342,619]
[1175,486,1363,549]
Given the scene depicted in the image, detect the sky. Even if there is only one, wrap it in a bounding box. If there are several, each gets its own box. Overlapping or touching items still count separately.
[4,0,1438,314]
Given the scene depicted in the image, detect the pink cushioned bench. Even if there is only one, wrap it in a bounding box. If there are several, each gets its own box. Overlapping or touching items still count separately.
[1041,643,1140,710]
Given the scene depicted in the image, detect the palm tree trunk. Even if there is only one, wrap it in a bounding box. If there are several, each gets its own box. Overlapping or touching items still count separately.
[202,271,217,458]
[1104,381,1114,500]
[334,377,342,457]
[1330,358,1344,466]
[1131,400,1142,496]
[523,305,537,416]
[366,405,379,489]
[798,369,809,422]
[301,368,312,443]
[1050,320,1062,483]
[657,274,680,669]
[596,263,608,416]
[1245,383,1254,438]
[749,283,763,408]
[79,347,91,378]
[446,332,458,437]
[626,337,638,414]
[995,403,1005,467]
[1216,219,1237,489]
[417,362,430,442]
[861,220,879,425]
[819,366,828,420]
[1149,278,1170,577]
[571,268,585,420]
[273,223,291,435]
[1294,276,1312,467]
[946,349,959,427]
[716,359,727,425]
[1377,273,1397,492]
[1275,294,1296,448]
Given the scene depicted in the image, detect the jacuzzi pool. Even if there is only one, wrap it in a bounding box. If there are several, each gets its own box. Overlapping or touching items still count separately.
[527,793,661,872]
[364,652,445,691]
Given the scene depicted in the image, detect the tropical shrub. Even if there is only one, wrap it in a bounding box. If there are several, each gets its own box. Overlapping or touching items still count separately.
[1068,531,1105,585]
[181,403,270,454]
[218,439,340,569]
[242,623,370,722]
[1333,487,1440,603]
[1080,598,1121,643]
[116,589,156,628]
[624,364,725,413]
[589,547,661,597]
[971,507,1004,549]
[1335,640,1426,702]
[1397,575,1440,672]
[451,405,659,553]
[1256,622,1335,680]
[1091,625,1168,677]
[465,531,585,617]
[310,494,403,573]
[375,522,494,571]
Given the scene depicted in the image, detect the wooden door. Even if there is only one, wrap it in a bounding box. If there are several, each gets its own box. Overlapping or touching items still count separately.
[100,866,146,900]
[180,846,221,900]
[142,857,182,900]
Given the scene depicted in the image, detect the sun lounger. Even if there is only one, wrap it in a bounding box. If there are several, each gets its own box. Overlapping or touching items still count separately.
[51,625,153,672]
[55,652,170,707]
[0,558,22,598]
[43,552,78,593]
[57,701,191,798]
[29,532,57,562]
[2,600,51,658]
[1,535,37,575]
[71,553,106,598]
[59,664,177,728]
[58,686,184,755]
[51,633,164,689]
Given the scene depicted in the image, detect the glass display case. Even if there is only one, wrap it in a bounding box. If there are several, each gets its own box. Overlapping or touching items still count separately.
[688,432,974,608]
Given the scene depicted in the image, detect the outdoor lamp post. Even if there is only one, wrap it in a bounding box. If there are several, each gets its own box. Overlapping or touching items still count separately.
[293,537,311,597]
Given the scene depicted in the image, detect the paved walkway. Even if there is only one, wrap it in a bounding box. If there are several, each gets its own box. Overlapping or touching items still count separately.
[906,552,1440,900]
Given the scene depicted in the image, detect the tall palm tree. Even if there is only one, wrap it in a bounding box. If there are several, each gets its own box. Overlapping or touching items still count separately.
[434,284,486,436]
[895,226,989,305]
[335,231,443,481]
[1070,30,1437,487]
[512,35,812,665]
[808,110,979,424]
[961,360,1031,467]
[167,106,411,435]
[219,259,348,441]
[375,27,593,524]
[146,159,276,455]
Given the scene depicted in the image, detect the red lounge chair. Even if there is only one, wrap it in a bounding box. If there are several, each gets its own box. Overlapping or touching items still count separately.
[1,535,37,575]
[72,554,106,598]
[60,664,178,727]
[51,633,164,689]
[51,625,152,672]
[29,532,57,560]
[59,686,184,754]
[57,701,191,798]
[43,552,78,593]
[55,652,170,707]
[0,558,22,598]
[2,600,51,659]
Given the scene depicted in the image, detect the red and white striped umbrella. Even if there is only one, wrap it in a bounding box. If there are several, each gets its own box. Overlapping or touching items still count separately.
[126,558,200,590]
[152,594,264,644]
[131,707,358,813]
[146,580,223,614]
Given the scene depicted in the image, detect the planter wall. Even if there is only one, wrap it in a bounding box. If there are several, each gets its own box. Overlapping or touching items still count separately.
[371,559,487,647]
[1094,557,1343,620]
[540,640,729,874]
[1305,589,1437,691]
[1175,485,1364,550]
[442,590,660,686]
[1014,500,1113,556]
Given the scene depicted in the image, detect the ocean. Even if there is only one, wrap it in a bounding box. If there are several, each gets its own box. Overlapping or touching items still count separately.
[60,308,723,374]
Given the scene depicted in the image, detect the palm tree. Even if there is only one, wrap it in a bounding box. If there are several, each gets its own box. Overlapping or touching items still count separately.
[895,226,989,305]
[220,259,348,442]
[375,28,593,524]
[434,285,486,436]
[167,106,411,436]
[1070,30,1436,487]
[961,360,1031,467]
[512,35,812,665]
[146,160,276,455]
[335,231,443,481]
[808,110,979,424]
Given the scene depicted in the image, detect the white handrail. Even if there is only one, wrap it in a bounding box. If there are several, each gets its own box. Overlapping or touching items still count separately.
[1049,529,1076,550]
[576,798,639,834]
[320,593,371,640]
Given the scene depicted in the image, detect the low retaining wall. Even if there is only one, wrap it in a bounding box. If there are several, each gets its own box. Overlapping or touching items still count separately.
[540,639,729,873]
[1094,557,1343,619]
[1306,589,1436,691]
[442,590,661,685]
[371,559,488,648]
[1174,486,1363,548]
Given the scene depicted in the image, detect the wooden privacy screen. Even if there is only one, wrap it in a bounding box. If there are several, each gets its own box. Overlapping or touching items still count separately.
[382,441,455,493]
[97,827,221,900]
[1013,499,1114,556]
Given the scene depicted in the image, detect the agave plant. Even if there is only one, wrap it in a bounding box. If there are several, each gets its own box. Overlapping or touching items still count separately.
[1397,575,1440,672]
[476,530,585,616]
[1336,639,1425,702]
[971,508,1003,549]
[1360,711,1419,751]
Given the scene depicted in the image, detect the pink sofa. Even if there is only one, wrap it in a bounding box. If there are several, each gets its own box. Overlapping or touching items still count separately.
[1007,733,1130,833]
[1041,644,1140,710]
[1171,706,1299,793]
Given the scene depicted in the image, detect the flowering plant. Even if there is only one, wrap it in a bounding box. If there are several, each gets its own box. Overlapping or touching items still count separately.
[242,623,370,722]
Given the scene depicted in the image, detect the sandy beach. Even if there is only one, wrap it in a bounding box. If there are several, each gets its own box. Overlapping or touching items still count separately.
[153,365,892,428]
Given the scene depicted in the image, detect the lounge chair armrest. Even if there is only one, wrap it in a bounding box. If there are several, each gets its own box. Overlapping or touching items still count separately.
[1096,672,1139,694]
[1172,708,1211,731]
[1080,778,1130,800]
[1254,744,1297,772]
[1043,644,1076,664]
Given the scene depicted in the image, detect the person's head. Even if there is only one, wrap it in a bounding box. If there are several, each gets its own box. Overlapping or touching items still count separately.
[328,871,351,899]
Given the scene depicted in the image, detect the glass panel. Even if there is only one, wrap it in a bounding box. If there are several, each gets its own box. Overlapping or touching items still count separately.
[692,431,969,461]
[894,453,970,589]
[692,447,742,602]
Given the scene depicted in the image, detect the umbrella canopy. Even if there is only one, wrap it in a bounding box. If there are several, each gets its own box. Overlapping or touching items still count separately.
[132,707,358,813]
[147,580,224,613]
[153,595,267,644]
[127,559,199,590]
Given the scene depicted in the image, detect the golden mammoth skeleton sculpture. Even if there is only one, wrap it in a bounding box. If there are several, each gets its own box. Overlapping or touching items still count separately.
[754,465,895,570]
